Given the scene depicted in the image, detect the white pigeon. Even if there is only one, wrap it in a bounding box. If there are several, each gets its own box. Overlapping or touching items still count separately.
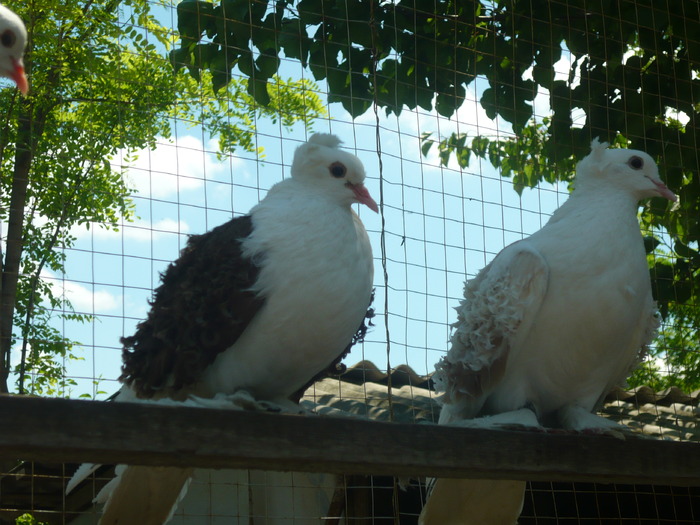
[419,139,677,525]
[0,4,27,94]
[66,133,377,524]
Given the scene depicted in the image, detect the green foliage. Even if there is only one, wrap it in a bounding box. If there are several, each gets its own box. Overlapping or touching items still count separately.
[629,303,700,391]
[176,72,325,158]
[15,514,47,525]
[174,0,695,291]
[0,0,325,394]
[173,0,487,117]
[629,243,700,391]
[421,119,578,195]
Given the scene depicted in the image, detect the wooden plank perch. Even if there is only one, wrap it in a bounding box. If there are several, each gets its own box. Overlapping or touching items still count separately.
[0,395,698,485]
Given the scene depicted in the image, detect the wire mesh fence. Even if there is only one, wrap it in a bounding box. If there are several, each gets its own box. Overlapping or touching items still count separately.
[1,0,698,523]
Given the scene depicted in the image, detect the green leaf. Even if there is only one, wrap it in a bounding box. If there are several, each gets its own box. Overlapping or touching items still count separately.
[480,87,498,120]
[436,85,466,118]
[644,236,661,254]
[169,47,191,70]
[247,77,271,106]
[255,52,280,79]
[674,242,699,261]
[420,133,434,157]
[177,0,215,43]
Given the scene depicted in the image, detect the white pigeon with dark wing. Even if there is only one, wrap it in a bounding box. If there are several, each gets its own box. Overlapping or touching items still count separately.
[419,140,677,525]
[67,133,377,524]
[0,4,27,94]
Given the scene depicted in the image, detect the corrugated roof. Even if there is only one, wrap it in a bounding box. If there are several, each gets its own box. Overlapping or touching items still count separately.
[603,387,699,441]
[304,361,700,442]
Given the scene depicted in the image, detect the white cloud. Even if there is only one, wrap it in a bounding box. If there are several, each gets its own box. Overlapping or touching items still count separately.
[41,270,120,313]
[72,217,190,243]
[123,217,190,241]
[113,135,231,199]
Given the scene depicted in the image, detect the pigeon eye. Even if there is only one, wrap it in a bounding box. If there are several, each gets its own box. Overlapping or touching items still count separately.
[0,30,15,49]
[628,156,644,170]
[329,162,347,178]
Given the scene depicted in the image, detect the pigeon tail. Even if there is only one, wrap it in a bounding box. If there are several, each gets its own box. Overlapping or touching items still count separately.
[65,463,100,495]
[97,465,193,525]
[419,479,525,525]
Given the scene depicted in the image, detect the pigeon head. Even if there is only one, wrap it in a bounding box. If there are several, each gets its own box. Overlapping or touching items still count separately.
[0,5,27,95]
[575,138,677,202]
[291,133,379,212]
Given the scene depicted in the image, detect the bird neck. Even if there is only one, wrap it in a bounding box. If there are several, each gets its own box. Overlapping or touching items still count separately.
[574,184,640,212]
[548,186,643,233]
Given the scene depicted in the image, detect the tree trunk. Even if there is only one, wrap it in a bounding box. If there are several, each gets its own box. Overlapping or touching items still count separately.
[0,100,45,392]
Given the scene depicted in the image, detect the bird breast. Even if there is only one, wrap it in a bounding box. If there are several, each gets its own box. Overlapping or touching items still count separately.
[487,200,655,416]
[200,190,374,401]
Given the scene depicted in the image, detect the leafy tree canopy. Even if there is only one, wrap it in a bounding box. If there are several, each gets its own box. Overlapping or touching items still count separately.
[176,0,699,388]
[0,0,325,395]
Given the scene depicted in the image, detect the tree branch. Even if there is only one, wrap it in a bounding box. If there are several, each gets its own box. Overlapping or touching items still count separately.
[17,155,97,393]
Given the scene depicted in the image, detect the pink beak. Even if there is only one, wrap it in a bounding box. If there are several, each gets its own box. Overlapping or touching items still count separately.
[350,183,379,213]
[10,57,28,95]
[649,177,677,202]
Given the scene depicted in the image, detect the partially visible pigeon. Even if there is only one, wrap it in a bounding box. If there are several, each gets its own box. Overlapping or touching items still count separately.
[67,133,377,524]
[419,140,677,525]
[0,4,27,94]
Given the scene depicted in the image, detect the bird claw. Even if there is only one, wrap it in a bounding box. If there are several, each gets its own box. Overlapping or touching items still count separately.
[449,408,544,431]
[580,426,628,440]
[184,391,304,414]
[557,405,630,439]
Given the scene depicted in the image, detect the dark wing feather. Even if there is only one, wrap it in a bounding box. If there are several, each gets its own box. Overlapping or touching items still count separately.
[120,215,264,398]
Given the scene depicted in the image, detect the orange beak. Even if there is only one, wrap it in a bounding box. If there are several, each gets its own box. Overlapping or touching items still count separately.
[10,57,28,95]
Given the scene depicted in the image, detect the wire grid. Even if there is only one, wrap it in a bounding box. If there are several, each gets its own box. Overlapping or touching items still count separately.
[1,0,699,523]
[521,481,700,524]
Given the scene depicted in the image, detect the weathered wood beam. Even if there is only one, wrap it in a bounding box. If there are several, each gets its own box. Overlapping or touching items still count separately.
[1,395,698,485]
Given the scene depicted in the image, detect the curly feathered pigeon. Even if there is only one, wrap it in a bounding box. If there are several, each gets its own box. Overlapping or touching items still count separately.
[419,140,676,525]
[67,133,377,524]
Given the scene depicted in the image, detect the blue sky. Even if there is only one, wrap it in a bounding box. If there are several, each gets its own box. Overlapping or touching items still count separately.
[17,4,580,398]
